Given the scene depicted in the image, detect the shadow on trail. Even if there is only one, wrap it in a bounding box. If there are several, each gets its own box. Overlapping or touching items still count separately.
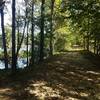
[0,50,100,100]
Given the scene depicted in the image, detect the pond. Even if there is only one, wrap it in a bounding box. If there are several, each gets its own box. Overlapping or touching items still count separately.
[0,58,27,69]
[0,46,49,69]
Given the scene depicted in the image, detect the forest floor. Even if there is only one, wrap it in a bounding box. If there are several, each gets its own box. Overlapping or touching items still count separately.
[0,50,100,100]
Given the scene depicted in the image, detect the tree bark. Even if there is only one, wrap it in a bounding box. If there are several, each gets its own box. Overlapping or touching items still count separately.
[83,36,86,50]
[49,0,55,56]
[26,21,29,67]
[12,0,16,71]
[39,0,45,62]
[31,0,35,66]
[1,8,8,69]
[16,6,28,63]
[86,35,89,51]
[94,38,96,54]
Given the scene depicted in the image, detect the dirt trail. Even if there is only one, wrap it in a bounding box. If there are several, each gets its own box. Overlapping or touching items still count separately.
[0,51,100,100]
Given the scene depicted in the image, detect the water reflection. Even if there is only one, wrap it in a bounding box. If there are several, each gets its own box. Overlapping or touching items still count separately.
[17,58,27,68]
[0,46,49,69]
[0,58,27,69]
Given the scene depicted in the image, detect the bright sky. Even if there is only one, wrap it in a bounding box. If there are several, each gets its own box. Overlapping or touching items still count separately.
[0,0,24,26]
[0,0,24,34]
[5,0,23,24]
[0,0,40,34]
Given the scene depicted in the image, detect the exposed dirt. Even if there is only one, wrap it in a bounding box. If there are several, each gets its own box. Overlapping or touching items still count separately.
[0,51,100,100]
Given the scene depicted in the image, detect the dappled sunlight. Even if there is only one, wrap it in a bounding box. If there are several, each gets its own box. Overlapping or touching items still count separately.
[65,96,79,100]
[0,88,14,100]
[41,51,100,99]
[0,0,100,99]
[86,71,100,75]
[25,81,60,100]
[79,92,89,97]
[0,51,100,100]
[0,88,11,93]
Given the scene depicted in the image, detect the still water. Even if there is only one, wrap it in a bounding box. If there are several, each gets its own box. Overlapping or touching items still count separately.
[0,58,27,69]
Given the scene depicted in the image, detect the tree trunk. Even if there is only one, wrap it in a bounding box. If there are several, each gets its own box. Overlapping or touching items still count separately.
[16,6,27,63]
[12,0,16,71]
[94,38,96,54]
[96,40,99,55]
[83,36,86,50]
[39,0,45,62]
[1,8,8,69]
[26,21,29,67]
[31,1,35,66]
[86,5,90,52]
[49,0,55,56]
[86,36,89,51]
[17,10,20,50]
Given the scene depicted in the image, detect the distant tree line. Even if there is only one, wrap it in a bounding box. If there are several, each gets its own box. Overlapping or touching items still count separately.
[0,0,100,72]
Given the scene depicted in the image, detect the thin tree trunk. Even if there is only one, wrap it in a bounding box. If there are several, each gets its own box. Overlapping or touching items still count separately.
[16,19,27,56]
[17,24,20,49]
[16,7,28,61]
[31,1,35,66]
[96,40,99,55]
[17,10,20,50]
[49,0,55,56]
[26,21,29,67]
[86,35,89,51]
[94,38,96,54]
[86,19,90,51]
[39,0,45,62]
[86,3,90,52]
[12,0,16,71]
[1,8,8,69]
[83,36,86,50]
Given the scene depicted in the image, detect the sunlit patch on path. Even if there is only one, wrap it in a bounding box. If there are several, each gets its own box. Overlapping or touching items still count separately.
[0,51,100,100]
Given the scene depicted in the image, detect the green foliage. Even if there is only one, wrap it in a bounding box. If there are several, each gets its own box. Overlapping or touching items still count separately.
[1,0,100,70]
[5,27,11,48]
